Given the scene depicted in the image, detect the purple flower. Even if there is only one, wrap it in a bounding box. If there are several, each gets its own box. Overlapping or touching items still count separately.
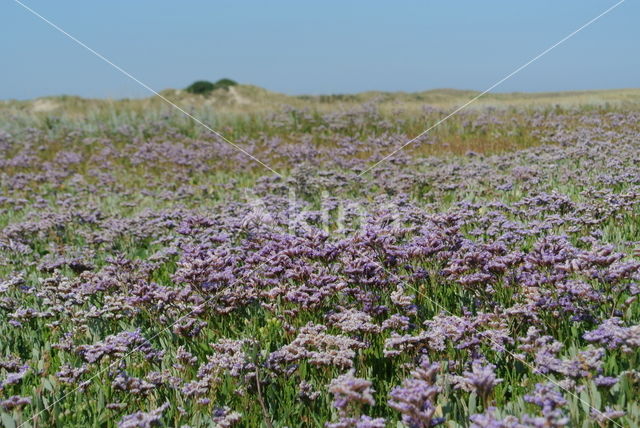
[76,329,163,364]
[328,370,376,412]
[0,395,31,411]
[583,318,640,352]
[299,380,320,401]
[212,406,242,427]
[524,383,566,415]
[590,406,625,425]
[326,370,380,427]
[268,323,365,369]
[388,358,443,428]
[1,364,29,389]
[594,375,618,388]
[454,361,502,403]
[469,407,521,428]
[118,402,169,428]
[326,415,386,428]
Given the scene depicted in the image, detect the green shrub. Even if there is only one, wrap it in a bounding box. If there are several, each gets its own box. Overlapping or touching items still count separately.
[185,80,216,95]
[185,79,238,95]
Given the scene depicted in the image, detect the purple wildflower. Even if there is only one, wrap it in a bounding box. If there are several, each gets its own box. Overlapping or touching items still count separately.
[76,329,163,363]
[454,361,503,404]
[0,395,31,411]
[388,358,444,428]
[212,406,242,427]
[118,402,169,428]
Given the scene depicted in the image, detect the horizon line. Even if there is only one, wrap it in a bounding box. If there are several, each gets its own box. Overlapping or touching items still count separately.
[3,85,640,103]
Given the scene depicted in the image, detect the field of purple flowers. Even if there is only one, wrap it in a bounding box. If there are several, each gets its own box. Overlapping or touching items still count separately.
[1,103,640,427]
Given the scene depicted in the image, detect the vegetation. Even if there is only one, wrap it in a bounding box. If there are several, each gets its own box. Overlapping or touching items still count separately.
[185,80,217,95]
[185,78,238,95]
[212,78,238,90]
[0,91,640,427]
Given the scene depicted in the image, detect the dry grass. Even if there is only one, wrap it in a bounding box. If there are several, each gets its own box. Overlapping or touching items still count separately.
[0,85,637,164]
[3,86,640,119]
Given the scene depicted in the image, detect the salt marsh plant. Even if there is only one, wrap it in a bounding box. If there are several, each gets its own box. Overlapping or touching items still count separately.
[1,99,640,427]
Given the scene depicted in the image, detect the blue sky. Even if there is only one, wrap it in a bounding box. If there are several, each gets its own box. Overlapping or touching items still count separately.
[1,0,637,100]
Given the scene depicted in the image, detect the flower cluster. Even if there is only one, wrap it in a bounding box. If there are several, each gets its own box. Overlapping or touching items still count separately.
[388,358,444,428]
[326,371,384,428]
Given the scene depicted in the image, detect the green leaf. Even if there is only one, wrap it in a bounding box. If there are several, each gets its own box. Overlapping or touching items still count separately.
[468,392,477,415]
[1,413,16,428]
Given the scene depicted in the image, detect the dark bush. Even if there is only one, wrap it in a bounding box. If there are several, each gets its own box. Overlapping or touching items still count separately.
[185,79,238,95]
[185,80,216,95]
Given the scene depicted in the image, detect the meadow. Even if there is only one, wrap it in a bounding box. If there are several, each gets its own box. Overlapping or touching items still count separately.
[1,87,640,427]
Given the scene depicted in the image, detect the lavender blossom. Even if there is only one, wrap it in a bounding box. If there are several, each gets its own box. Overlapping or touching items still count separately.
[212,406,242,427]
[388,358,444,428]
[326,415,386,428]
[76,329,163,363]
[328,370,376,412]
[524,383,566,415]
[590,407,625,426]
[454,361,502,404]
[0,395,31,411]
[118,402,169,428]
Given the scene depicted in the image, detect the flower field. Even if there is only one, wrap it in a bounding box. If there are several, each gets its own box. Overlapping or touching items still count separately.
[1,101,640,427]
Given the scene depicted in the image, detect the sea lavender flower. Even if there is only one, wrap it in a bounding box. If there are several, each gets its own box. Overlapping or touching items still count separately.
[583,318,640,352]
[172,317,207,337]
[212,406,242,427]
[390,285,416,311]
[327,371,380,428]
[469,407,522,428]
[594,375,618,388]
[209,338,255,377]
[383,312,481,357]
[0,395,31,411]
[299,380,320,401]
[328,370,376,413]
[524,383,566,415]
[268,323,365,369]
[388,358,444,428]
[326,415,386,428]
[112,372,156,395]
[520,412,569,428]
[107,402,127,411]
[454,361,503,404]
[174,345,198,369]
[1,364,29,389]
[56,364,88,385]
[76,329,163,363]
[381,314,411,331]
[557,347,605,378]
[0,355,23,371]
[118,402,169,428]
[327,308,380,334]
[590,406,625,426]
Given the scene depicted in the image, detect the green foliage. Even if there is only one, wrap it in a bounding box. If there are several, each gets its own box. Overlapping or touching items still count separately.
[185,79,238,95]
[185,80,216,95]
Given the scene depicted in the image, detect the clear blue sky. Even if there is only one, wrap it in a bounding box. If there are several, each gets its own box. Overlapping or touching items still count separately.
[1,0,637,100]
